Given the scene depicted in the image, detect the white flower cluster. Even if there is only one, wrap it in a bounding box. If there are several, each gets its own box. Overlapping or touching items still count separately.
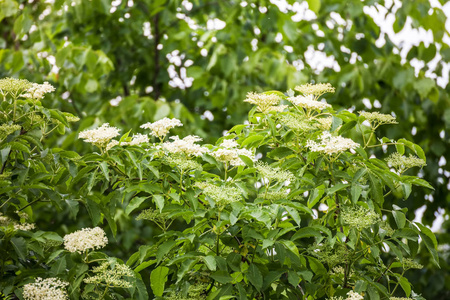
[244,92,283,113]
[346,291,364,300]
[22,82,56,100]
[287,94,331,111]
[294,83,335,98]
[306,132,359,155]
[315,117,333,130]
[0,213,35,231]
[84,261,134,288]
[23,277,69,300]
[162,135,208,157]
[79,123,121,148]
[341,206,380,231]
[141,117,183,139]
[210,139,254,167]
[63,227,108,254]
[106,133,150,151]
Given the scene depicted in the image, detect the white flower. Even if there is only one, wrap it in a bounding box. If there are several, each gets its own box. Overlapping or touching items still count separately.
[23,277,69,300]
[346,291,364,300]
[162,135,208,157]
[63,227,108,254]
[287,94,331,110]
[140,118,183,138]
[306,132,359,155]
[127,133,150,146]
[78,123,121,147]
[210,139,254,167]
[22,82,56,100]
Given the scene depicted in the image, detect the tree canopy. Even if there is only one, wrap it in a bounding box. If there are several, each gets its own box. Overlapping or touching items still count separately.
[1,0,450,298]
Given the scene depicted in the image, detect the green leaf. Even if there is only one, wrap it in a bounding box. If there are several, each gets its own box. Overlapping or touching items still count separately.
[392,210,406,229]
[10,237,27,260]
[398,276,411,297]
[306,0,321,13]
[99,161,109,181]
[211,270,233,284]
[156,240,176,263]
[126,197,148,215]
[150,266,169,297]
[153,194,165,212]
[203,255,217,271]
[247,263,263,291]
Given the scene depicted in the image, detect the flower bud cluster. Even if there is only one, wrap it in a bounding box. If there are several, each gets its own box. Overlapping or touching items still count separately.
[0,213,35,231]
[294,83,335,98]
[83,261,134,288]
[195,182,243,207]
[341,206,380,230]
[244,92,283,113]
[359,111,397,125]
[23,277,69,300]
[385,152,426,171]
[0,77,32,96]
[63,227,108,254]
[255,162,294,183]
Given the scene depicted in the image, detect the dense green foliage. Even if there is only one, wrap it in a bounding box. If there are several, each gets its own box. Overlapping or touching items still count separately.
[1,0,450,298]
[0,79,438,299]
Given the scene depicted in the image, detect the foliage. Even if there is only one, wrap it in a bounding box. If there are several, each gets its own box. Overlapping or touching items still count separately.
[1,0,450,297]
[0,79,438,299]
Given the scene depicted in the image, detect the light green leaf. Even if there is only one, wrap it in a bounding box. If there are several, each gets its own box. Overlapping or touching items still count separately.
[150,266,169,297]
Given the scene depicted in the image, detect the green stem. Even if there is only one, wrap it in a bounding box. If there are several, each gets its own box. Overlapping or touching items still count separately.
[390,270,406,295]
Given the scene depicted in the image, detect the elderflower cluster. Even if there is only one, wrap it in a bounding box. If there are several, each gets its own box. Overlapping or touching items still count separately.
[23,277,69,300]
[83,261,134,288]
[136,208,170,223]
[279,114,314,132]
[294,83,335,98]
[287,94,331,111]
[329,266,354,277]
[195,182,243,207]
[62,112,80,123]
[79,123,121,148]
[257,189,290,201]
[22,82,56,100]
[165,154,202,171]
[244,92,283,113]
[63,227,108,254]
[0,124,21,140]
[162,135,208,157]
[0,77,32,96]
[0,213,35,231]
[210,139,254,167]
[140,118,183,139]
[108,133,150,150]
[360,111,397,125]
[166,283,208,300]
[346,291,364,300]
[255,162,294,183]
[306,132,359,155]
[314,117,333,130]
[399,258,423,270]
[341,206,380,230]
[385,152,426,171]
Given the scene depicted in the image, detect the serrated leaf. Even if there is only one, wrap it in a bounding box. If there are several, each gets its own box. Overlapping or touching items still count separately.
[247,263,263,291]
